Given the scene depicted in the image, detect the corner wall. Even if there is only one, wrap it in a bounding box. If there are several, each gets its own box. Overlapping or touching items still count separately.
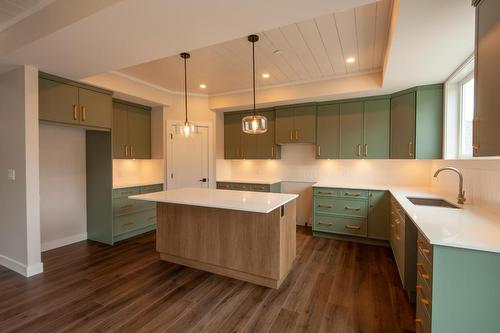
[0,65,42,276]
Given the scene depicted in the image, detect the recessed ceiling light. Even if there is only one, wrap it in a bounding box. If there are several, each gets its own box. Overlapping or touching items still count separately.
[262,73,270,79]
[346,57,356,64]
[199,84,207,89]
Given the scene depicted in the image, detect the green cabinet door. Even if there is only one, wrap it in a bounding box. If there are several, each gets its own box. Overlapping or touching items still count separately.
[256,110,280,159]
[368,191,390,240]
[39,77,79,124]
[416,86,443,159]
[78,87,112,129]
[112,101,129,159]
[127,107,151,159]
[294,105,316,143]
[240,112,258,159]
[275,107,295,144]
[391,92,416,159]
[364,99,390,159]
[339,102,363,159]
[316,104,340,159]
[224,113,242,159]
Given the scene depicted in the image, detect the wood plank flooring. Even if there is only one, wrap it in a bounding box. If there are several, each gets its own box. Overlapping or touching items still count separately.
[0,227,415,333]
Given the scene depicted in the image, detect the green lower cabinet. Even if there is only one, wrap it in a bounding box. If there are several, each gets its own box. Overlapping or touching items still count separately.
[110,183,163,243]
[415,232,500,333]
[313,187,389,243]
[216,181,281,193]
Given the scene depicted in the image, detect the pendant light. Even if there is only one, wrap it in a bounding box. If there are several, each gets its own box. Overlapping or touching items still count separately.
[242,34,268,134]
[175,52,198,136]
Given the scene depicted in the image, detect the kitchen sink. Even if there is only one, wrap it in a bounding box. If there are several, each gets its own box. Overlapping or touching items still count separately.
[406,197,461,209]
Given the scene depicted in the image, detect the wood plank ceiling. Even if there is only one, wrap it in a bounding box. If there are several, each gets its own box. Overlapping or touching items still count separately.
[119,0,393,95]
[0,0,53,31]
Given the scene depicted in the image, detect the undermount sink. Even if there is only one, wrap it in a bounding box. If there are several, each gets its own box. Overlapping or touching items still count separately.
[406,197,461,209]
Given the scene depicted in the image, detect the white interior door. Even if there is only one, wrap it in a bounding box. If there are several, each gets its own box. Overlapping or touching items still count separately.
[168,125,209,189]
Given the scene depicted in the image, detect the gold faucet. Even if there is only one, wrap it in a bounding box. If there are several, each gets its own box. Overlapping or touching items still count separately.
[433,167,466,205]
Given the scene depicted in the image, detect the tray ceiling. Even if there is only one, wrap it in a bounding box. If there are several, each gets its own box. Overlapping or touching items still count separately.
[119,0,393,95]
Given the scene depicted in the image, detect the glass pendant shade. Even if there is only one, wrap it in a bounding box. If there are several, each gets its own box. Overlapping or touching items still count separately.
[242,114,268,134]
[175,121,198,136]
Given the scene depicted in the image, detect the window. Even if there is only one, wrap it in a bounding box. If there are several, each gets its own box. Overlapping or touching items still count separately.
[459,75,474,158]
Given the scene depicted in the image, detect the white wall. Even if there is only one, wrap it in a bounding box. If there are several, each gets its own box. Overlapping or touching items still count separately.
[431,159,500,214]
[0,65,42,276]
[39,124,87,251]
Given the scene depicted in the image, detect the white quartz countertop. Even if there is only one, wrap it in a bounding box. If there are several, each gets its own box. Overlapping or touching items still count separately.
[313,182,500,253]
[113,181,164,190]
[216,179,281,185]
[129,187,298,214]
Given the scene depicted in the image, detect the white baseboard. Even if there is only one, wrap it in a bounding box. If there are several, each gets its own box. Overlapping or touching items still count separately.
[41,233,87,252]
[0,255,44,277]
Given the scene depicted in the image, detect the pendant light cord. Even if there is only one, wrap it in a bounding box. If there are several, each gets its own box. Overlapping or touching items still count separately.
[252,39,256,117]
[184,55,188,123]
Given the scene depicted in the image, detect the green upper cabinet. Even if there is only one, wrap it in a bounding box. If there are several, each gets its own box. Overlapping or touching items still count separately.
[473,0,500,157]
[39,73,112,129]
[364,98,390,159]
[390,85,443,159]
[339,102,364,159]
[223,110,280,160]
[112,99,151,159]
[39,77,79,125]
[390,91,416,159]
[316,104,340,159]
[275,105,316,144]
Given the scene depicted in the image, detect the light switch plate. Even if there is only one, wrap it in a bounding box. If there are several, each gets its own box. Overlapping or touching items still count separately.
[8,169,15,181]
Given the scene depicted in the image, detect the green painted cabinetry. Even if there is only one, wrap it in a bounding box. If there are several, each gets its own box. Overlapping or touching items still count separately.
[473,0,500,157]
[216,181,281,193]
[112,99,151,159]
[275,104,316,144]
[390,85,443,159]
[364,99,390,159]
[316,104,340,159]
[223,109,280,159]
[339,102,364,159]
[313,187,389,242]
[39,72,112,129]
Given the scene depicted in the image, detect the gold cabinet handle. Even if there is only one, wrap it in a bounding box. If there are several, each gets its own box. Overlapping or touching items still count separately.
[271,146,275,157]
[73,105,78,120]
[81,106,86,122]
[344,192,361,197]
[289,130,293,141]
[317,191,332,195]
[317,145,321,156]
[318,222,333,227]
[420,297,430,305]
[344,206,361,211]
[417,263,430,280]
[122,222,134,227]
[364,144,368,157]
[345,224,361,230]
[131,146,134,158]
[118,204,133,211]
[408,141,413,157]
[419,246,431,254]
[125,145,129,157]
[295,129,299,140]
[356,144,361,157]
[317,204,333,208]
[473,116,480,150]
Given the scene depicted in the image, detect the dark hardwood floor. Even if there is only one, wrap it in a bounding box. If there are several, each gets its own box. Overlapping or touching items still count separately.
[0,227,415,333]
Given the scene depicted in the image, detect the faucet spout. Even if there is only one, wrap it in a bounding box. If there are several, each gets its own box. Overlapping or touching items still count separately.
[433,167,466,205]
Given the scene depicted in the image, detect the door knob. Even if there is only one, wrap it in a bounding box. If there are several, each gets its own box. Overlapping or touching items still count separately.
[199,178,207,182]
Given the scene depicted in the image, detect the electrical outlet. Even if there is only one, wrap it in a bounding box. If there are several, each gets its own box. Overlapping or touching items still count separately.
[7,169,15,181]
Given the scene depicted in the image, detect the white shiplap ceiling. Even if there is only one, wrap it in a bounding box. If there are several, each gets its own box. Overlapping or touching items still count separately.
[119,0,393,95]
[0,0,54,31]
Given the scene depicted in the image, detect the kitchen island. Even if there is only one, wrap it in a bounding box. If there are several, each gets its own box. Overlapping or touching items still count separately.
[130,188,298,288]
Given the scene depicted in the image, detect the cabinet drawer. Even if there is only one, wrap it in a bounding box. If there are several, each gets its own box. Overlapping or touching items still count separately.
[113,209,156,236]
[416,299,432,333]
[112,187,141,199]
[315,197,368,218]
[417,260,432,293]
[339,189,368,199]
[313,188,338,197]
[417,233,433,264]
[314,214,367,237]
[141,184,163,194]
[112,197,155,216]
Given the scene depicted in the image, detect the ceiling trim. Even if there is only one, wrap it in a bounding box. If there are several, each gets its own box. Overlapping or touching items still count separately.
[209,68,382,97]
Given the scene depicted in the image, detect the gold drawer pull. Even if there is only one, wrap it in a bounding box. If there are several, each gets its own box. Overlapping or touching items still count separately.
[408,141,413,157]
[73,105,78,120]
[318,191,332,195]
[416,284,423,290]
[344,206,361,211]
[345,224,361,230]
[419,246,431,254]
[318,222,333,227]
[317,145,321,156]
[289,130,293,140]
[344,192,361,197]
[118,204,133,210]
[271,146,275,157]
[417,263,430,280]
[81,106,86,122]
[122,222,134,227]
[420,297,430,305]
[318,204,333,208]
[415,318,423,325]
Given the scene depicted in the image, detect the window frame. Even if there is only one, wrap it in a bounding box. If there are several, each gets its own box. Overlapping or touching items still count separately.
[457,72,475,159]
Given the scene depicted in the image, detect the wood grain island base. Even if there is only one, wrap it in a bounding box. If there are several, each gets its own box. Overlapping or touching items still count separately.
[156,201,296,289]
[130,188,299,289]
